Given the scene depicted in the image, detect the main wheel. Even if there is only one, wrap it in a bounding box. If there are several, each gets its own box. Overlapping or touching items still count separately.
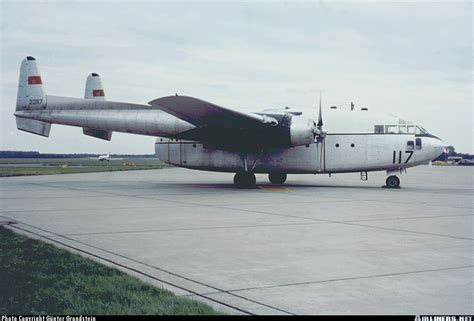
[233,172,256,188]
[268,173,287,184]
[386,175,400,188]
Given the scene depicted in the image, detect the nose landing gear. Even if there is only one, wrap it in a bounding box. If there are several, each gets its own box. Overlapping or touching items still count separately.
[385,175,401,188]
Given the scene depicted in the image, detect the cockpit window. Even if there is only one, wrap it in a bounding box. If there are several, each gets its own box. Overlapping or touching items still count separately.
[374,125,384,133]
[416,126,429,135]
[398,126,407,134]
[385,125,397,134]
[377,119,431,135]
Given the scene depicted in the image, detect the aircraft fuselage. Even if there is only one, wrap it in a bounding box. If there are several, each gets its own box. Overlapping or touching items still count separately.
[155,130,443,174]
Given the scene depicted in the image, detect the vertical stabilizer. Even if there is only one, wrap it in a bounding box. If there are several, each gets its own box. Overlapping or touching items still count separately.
[84,73,106,100]
[16,56,46,110]
[83,72,112,140]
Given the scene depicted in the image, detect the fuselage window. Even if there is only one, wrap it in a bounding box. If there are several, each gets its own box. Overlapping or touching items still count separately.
[335,143,339,147]
[415,138,422,150]
[351,143,355,147]
[374,125,384,133]
[407,140,414,150]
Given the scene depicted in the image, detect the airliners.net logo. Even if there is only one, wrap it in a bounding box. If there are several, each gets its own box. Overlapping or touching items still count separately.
[416,316,472,321]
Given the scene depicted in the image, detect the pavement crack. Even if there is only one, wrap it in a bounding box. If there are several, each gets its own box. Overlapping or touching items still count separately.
[201,265,474,294]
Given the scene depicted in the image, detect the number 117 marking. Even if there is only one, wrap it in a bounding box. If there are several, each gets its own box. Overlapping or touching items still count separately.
[393,150,414,164]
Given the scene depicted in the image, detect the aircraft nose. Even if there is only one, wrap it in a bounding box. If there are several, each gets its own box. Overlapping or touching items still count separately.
[430,137,446,160]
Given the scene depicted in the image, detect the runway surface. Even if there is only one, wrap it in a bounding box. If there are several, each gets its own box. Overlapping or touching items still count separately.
[1,166,472,314]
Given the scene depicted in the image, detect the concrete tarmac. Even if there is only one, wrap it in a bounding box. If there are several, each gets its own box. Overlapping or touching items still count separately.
[1,166,472,314]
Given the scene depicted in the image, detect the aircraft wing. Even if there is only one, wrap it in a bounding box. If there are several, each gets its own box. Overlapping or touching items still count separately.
[148,96,277,129]
[149,95,317,151]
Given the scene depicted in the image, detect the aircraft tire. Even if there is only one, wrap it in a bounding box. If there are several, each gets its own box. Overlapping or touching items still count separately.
[234,172,256,188]
[386,175,400,188]
[268,173,287,184]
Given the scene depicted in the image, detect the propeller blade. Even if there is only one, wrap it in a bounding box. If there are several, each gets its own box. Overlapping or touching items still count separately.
[317,93,323,128]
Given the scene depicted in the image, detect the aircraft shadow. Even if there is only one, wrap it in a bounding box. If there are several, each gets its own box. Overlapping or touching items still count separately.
[156,182,390,190]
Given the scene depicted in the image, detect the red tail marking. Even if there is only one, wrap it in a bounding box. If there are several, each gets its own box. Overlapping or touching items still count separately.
[93,89,105,97]
[28,76,42,85]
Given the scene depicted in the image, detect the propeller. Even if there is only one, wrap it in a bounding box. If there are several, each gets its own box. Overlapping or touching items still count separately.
[313,92,326,142]
[317,93,323,129]
[315,92,327,172]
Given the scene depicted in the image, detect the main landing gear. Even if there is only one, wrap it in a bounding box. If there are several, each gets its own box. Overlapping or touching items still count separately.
[268,173,287,184]
[233,171,256,188]
[233,172,401,188]
[385,175,401,188]
[233,172,289,188]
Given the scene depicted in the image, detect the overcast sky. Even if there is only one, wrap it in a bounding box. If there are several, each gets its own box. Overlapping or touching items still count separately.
[1,1,472,154]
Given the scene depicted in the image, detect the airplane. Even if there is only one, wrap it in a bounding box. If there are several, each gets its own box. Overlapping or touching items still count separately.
[98,153,111,162]
[457,159,474,166]
[13,56,445,188]
[89,152,123,162]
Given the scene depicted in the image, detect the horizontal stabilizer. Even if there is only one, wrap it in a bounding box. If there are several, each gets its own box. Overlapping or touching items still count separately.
[16,117,51,137]
[83,128,112,141]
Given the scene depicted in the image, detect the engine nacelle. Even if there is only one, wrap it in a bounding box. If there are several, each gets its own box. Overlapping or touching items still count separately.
[288,115,316,147]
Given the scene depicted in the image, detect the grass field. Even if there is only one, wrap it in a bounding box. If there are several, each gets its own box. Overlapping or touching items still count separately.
[0,158,167,177]
[0,226,219,315]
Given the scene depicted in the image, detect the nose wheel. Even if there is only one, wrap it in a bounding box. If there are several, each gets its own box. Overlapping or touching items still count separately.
[385,175,400,188]
[268,173,287,184]
[234,172,256,188]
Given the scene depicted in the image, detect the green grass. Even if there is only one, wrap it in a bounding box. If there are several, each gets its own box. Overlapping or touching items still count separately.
[0,227,220,315]
[0,165,163,177]
[0,158,167,177]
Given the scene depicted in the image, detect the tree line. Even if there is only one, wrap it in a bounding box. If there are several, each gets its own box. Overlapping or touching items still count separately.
[0,151,156,158]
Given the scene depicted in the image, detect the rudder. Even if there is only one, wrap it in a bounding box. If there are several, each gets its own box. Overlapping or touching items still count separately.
[15,56,51,137]
[84,73,106,100]
[16,56,46,111]
[83,72,112,140]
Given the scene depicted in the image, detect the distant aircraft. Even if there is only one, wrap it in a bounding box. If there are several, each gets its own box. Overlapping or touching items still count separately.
[89,152,122,162]
[457,159,474,166]
[98,153,111,161]
[14,56,445,188]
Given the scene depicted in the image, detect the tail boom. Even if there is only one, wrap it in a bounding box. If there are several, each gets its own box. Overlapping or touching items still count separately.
[15,57,195,139]
[14,95,194,137]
